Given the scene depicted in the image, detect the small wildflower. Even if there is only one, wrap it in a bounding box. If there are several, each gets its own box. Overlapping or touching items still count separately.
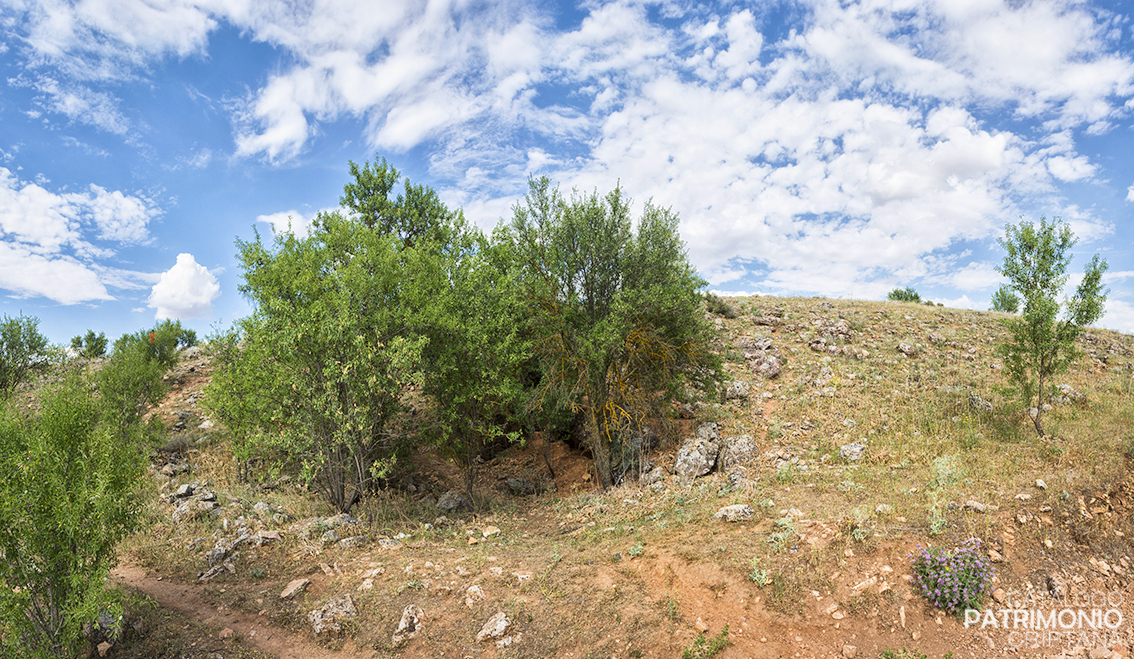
[909,538,994,614]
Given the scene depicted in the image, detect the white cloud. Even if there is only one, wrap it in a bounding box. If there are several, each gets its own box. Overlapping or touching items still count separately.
[1126,183,1134,202]
[1099,299,1134,335]
[147,253,220,320]
[256,209,320,238]
[0,242,111,304]
[0,166,158,303]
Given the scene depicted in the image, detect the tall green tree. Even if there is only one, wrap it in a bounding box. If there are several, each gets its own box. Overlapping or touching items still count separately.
[996,217,1108,436]
[507,177,720,488]
[204,213,425,513]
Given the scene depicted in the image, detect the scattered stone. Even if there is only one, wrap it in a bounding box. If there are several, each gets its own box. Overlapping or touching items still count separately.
[964,500,999,514]
[967,392,993,412]
[749,353,781,379]
[725,380,751,400]
[280,578,311,599]
[338,535,367,549]
[391,604,424,648]
[897,343,919,357]
[437,490,473,513]
[308,595,357,635]
[674,428,721,479]
[840,442,866,462]
[175,483,196,498]
[218,627,234,639]
[320,529,340,545]
[842,644,858,658]
[1036,479,1047,490]
[727,468,748,489]
[992,588,1007,604]
[718,435,756,473]
[714,504,754,522]
[252,501,274,517]
[476,612,511,643]
[97,642,112,657]
[482,526,501,538]
[875,504,893,516]
[1046,574,1066,598]
[465,585,486,608]
[378,538,403,550]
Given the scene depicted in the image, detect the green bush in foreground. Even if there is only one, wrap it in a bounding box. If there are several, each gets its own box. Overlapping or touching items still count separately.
[70,330,108,358]
[0,377,146,658]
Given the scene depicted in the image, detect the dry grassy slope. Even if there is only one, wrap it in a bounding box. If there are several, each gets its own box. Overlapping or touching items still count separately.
[115,296,1134,659]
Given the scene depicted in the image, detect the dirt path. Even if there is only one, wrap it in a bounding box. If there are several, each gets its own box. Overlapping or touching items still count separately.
[111,562,368,659]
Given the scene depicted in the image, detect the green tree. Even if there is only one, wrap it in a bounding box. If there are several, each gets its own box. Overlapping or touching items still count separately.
[887,287,921,303]
[990,285,1020,314]
[70,330,108,358]
[412,224,529,500]
[0,376,146,658]
[996,217,1108,436]
[204,213,425,513]
[0,314,53,395]
[111,320,194,372]
[507,177,721,488]
[340,155,457,248]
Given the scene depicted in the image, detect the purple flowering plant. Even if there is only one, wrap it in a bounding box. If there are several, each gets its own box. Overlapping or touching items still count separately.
[909,537,995,613]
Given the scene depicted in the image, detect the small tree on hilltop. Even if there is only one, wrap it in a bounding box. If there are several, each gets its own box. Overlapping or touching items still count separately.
[995,217,1108,437]
[887,287,921,303]
[989,285,1020,314]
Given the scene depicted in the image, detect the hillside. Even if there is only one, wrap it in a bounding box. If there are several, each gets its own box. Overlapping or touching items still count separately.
[105,295,1133,659]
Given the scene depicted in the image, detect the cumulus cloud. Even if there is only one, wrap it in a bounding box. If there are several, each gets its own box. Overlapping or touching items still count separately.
[0,166,158,303]
[147,253,220,320]
[4,0,1133,303]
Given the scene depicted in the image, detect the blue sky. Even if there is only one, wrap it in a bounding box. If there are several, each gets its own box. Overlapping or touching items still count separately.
[2,0,1134,344]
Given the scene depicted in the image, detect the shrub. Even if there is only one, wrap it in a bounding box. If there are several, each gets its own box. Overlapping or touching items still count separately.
[0,376,145,658]
[70,330,108,358]
[704,292,737,318]
[111,319,194,372]
[0,314,54,394]
[507,177,721,488]
[887,287,921,303]
[909,538,995,614]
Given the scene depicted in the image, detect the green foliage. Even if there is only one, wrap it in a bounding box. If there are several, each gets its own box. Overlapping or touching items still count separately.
[747,558,770,586]
[704,292,736,318]
[70,330,108,358]
[887,287,921,303]
[340,155,457,248]
[112,319,194,372]
[0,313,53,394]
[506,177,721,488]
[995,217,1108,436]
[989,284,1019,314]
[411,222,530,500]
[204,212,426,513]
[0,376,145,658]
[96,338,169,429]
[682,624,729,659]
